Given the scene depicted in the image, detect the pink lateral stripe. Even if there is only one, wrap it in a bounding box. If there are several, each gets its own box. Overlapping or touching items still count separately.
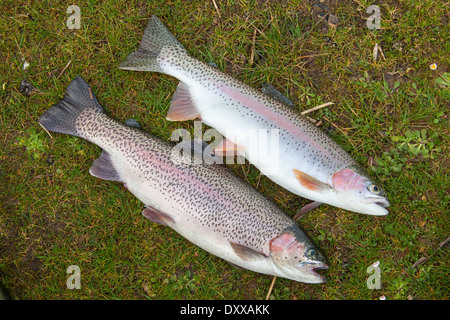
[218,83,332,158]
[133,147,247,215]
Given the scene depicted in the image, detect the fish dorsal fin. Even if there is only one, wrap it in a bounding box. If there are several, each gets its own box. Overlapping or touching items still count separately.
[142,207,175,226]
[166,82,200,121]
[124,119,142,129]
[293,169,331,191]
[89,150,123,182]
[230,242,266,261]
[261,82,295,108]
[213,138,245,157]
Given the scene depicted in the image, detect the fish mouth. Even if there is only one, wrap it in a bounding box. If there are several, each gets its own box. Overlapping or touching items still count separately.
[372,197,390,211]
[300,262,329,283]
[312,263,329,280]
[375,200,390,208]
[364,196,390,208]
[362,197,390,215]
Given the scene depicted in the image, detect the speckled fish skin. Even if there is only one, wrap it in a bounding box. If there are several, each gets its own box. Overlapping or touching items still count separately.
[38,76,328,284]
[119,15,390,216]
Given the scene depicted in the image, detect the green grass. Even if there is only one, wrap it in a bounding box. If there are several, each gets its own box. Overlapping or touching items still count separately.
[0,0,448,300]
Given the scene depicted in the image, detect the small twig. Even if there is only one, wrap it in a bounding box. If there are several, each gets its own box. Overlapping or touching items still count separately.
[373,43,379,63]
[255,173,261,189]
[322,116,355,147]
[38,122,53,139]
[301,102,334,115]
[373,43,386,63]
[305,115,318,124]
[378,45,386,61]
[211,0,221,18]
[411,236,449,269]
[439,236,450,248]
[265,276,277,300]
[249,28,257,66]
[411,257,428,269]
[57,60,72,79]
[248,16,273,42]
[241,163,251,183]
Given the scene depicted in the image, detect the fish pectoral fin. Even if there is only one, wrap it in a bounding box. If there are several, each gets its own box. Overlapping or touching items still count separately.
[142,207,175,227]
[89,150,123,182]
[230,242,266,261]
[293,169,331,192]
[213,138,245,157]
[293,201,323,221]
[166,82,201,121]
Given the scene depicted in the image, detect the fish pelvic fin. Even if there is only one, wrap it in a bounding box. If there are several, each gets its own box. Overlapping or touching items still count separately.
[230,242,267,261]
[142,207,175,227]
[119,15,187,72]
[293,169,332,192]
[293,201,323,221]
[166,82,200,121]
[38,76,104,137]
[213,138,245,157]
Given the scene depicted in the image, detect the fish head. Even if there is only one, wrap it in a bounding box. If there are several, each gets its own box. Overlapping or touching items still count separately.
[269,232,328,283]
[331,167,390,216]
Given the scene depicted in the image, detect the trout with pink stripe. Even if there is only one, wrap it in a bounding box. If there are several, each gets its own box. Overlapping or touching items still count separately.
[38,76,328,284]
[119,16,390,216]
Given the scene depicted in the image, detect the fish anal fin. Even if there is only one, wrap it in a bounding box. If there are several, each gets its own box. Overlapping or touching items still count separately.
[293,169,331,192]
[142,207,175,227]
[213,139,245,157]
[166,82,200,121]
[230,242,266,261]
[89,150,123,182]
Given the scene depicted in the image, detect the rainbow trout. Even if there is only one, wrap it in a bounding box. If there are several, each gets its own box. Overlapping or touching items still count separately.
[38,76,328,283]
[119,16,390,216]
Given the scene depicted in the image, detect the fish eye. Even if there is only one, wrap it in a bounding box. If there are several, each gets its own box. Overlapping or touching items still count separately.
[368,184,381,194]
[306,248,318,260]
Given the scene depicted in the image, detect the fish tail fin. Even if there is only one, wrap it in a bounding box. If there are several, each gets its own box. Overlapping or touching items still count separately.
[118,15,187,72]
[38,76,104,137]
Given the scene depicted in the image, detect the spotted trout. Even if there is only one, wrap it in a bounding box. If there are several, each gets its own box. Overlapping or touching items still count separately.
[119,16,390,216]
[38,76,328,283]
